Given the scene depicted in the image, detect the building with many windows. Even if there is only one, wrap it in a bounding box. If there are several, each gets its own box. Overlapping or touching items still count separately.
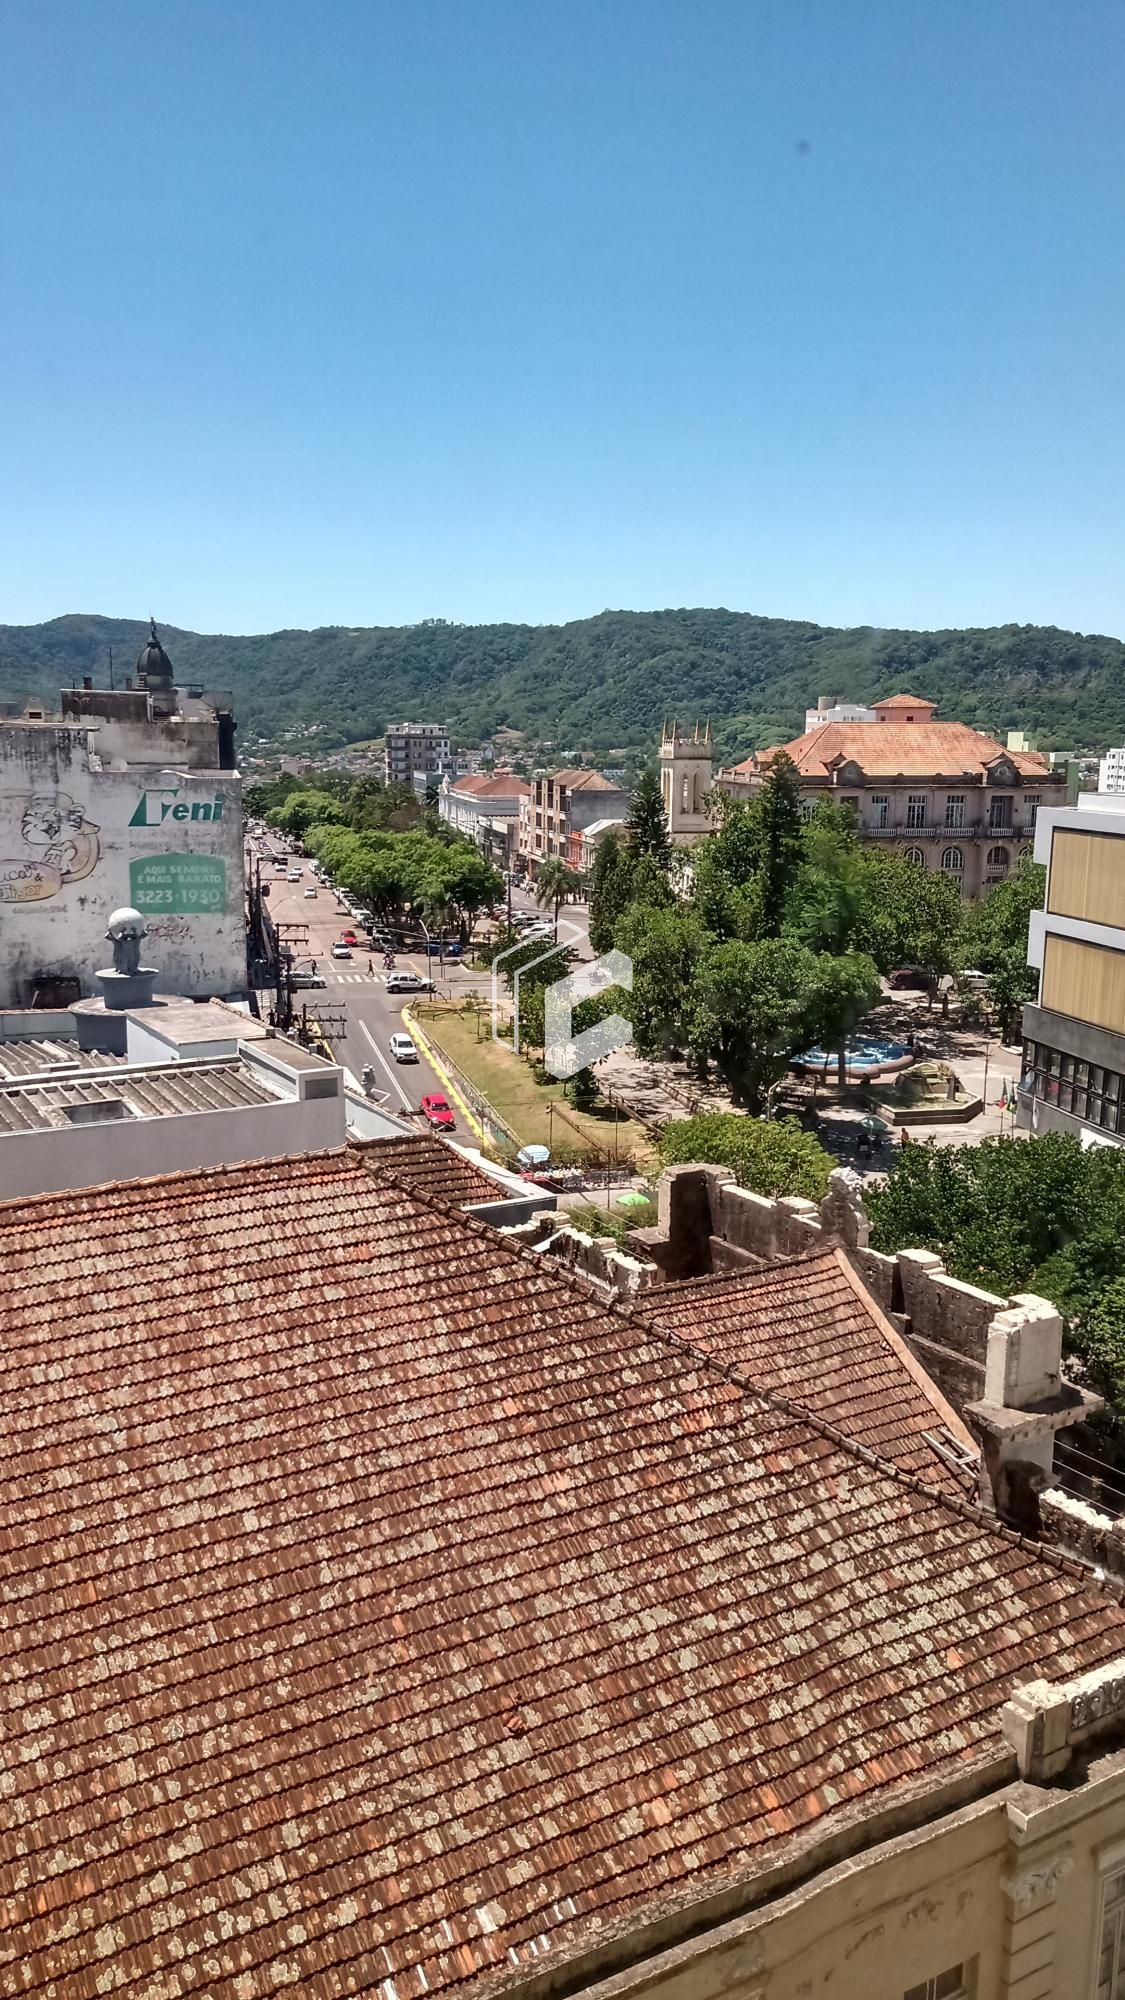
[1099,745,1125,794]
[438,768,528,841]
[383,720,452,790]
[1020,793,1125,1146]
[660,693,1065,897]
[517,767,627,873]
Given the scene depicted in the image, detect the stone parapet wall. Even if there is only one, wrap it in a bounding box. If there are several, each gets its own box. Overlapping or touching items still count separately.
[1040,1487,1125,1579]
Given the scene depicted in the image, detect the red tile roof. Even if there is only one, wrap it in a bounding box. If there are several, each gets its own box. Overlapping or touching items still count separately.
[873,692,935,710]
[357,1132,514,1205]
[547,768,621,791]
[636,1250,974,1489]
[728,720,1053,782]
[1,1154,1123,1999]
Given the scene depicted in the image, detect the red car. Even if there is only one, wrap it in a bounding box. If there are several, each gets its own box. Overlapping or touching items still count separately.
[339,929,359,946]
[420,1093,456,1132]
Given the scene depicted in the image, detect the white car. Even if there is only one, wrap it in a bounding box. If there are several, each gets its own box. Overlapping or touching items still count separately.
[386,970,432,994]
[389,1032,419,1063]
[287,868,301,883]
[304,885,317,898]
[331,942,352,959]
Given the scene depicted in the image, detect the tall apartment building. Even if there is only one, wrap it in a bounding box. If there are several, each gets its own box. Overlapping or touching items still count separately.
[1020,793,1125,1146]
[383,721,452,790]
[517,768,627,874]
[1099,746,1125,794]
[0,623,245,1006]
[662,693,1066,897]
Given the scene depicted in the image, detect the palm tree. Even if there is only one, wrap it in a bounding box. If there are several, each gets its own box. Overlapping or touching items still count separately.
[534,857,582,937]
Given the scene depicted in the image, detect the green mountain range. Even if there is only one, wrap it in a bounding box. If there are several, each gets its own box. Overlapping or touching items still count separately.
[1,609,1121,760]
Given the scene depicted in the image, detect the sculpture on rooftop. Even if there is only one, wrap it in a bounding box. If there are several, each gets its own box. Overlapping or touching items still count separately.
[105,906,148,978]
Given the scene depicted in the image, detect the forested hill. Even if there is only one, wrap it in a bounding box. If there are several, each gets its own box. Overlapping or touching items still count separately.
[2,608,1122,757]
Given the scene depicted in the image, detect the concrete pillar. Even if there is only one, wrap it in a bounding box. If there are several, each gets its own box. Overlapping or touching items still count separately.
[1000,1852,1073,2000]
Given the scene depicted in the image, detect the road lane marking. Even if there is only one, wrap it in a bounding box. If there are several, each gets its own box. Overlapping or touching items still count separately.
[358,1018,415,1114]
[401,1007,485,1143]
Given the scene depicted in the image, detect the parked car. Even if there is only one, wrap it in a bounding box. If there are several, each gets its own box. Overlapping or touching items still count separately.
[887,965,938,993]
[339,929,359,946]
[389,1032,419,1063]
[386,971,433,994]
[290,969,326,989]
[331,942,352,960]
[420,1092,456,1131]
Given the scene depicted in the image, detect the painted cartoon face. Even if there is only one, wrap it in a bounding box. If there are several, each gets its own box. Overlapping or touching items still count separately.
[21,798,83,849]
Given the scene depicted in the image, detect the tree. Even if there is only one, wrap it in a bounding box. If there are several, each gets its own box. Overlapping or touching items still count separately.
[789,807,868,955]
[688,939,880,1111]
[268,789,349,842]
[624,767,673,873]
[853,850,964,978]
[534,857,583,936]
[658,1112,833,1201]
[963,861,1046,1040]
[748,753,804,937]
[865,1133,1125,1427]
[588,829,632,954]
[614,902,704,1060]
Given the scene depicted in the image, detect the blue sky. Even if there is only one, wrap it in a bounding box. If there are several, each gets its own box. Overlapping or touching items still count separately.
[2,0,1123,637]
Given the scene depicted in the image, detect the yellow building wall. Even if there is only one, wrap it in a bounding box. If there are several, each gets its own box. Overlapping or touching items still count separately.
[1042,933,1125,1034]
[1048,827,1125,928]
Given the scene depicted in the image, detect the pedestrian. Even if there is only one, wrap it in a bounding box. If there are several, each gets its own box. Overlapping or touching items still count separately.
[310,958,317,976]
[368,956,374,976]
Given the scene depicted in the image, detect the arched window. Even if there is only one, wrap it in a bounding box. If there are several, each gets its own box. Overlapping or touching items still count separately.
[1019,842,1033,861]
[681,774,689,812]
[941,847,964,873]
[986,846,1010,873]
[903,847,925,866]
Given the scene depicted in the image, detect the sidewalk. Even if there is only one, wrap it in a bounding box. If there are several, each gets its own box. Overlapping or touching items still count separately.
[592,989,1025,1168]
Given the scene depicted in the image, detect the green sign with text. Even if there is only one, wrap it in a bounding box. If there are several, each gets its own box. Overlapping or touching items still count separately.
[130,854,228,915]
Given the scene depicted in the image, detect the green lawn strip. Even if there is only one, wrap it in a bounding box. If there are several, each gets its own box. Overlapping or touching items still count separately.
[415,1004,656,1166]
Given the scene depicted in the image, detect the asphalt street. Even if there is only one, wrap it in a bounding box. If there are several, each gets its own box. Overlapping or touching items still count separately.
[253,844,590,1132]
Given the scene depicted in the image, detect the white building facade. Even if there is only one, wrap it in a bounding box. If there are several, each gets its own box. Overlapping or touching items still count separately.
[0,722,245,1005]
[1098,746,1125,793]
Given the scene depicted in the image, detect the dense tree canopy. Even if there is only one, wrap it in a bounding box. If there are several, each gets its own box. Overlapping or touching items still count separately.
[866,1134,1125,1427]
[658,1112,834,1202]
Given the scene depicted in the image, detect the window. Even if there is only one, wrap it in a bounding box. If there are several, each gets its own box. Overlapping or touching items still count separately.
[904,1966,969,2000]
[840,795,859,815]
[945,794,965,828]
[907,794,927,828]
[1096,1864,1125,1998]
[871,793,889,828]
[941,847,964,872]
[904,846,925,865]
[1026,794,1040,828]
[986,845,1010,876]
[990,795,1013,830]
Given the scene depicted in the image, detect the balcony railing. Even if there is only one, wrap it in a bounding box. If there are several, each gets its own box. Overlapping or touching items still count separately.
[861,822,1035,842]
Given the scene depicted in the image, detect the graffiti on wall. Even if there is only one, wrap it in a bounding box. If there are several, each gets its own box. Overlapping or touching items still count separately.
[0,793,101,903]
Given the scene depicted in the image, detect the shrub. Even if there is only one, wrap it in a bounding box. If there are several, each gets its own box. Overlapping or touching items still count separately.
[657,1112,833,1201]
